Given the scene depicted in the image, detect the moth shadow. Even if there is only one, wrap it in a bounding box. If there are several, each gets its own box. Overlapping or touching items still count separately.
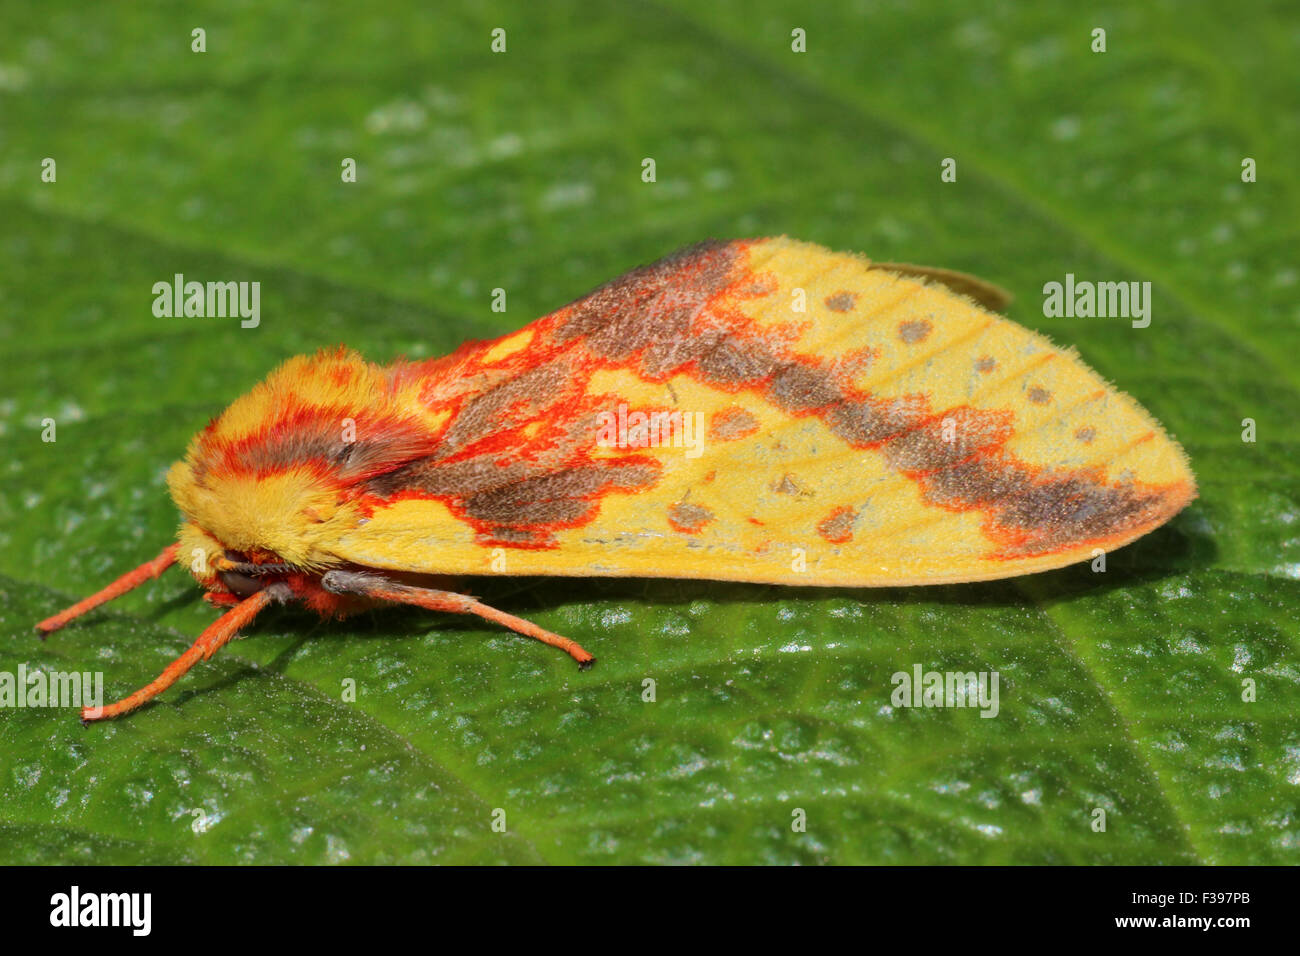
[119,607,314,716]
[142,587,210,624]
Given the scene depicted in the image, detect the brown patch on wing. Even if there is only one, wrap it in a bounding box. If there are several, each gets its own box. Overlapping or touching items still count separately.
[437,358,573,456]
[884,406,1014,474]
[817,506,857,544]
[767,362,841,412]
[824,291,856,312]
[555,241,788,393]
[774,473,805,496]
[668,502,715,534]
[898,319,932,344]
[556,240,739,359]
[377,455,660,548]
[709,406,761,442]
[828,394,928,446]
[923,459,1178,557]
[695,336,781,387]
[462,464,660,542]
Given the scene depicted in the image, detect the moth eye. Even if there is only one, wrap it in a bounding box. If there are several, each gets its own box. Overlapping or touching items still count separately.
[219,568,264,598]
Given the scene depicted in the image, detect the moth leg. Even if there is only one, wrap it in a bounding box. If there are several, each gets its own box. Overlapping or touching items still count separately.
[82,584,285,723]
[322,570,595,668]
[37,543,180,637]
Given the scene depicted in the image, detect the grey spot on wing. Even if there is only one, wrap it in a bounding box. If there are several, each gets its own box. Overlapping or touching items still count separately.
[898,319,932,344]
[824,292,856,312]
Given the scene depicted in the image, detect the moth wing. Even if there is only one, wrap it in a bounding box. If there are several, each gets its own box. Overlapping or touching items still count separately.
[332,238,1194,586]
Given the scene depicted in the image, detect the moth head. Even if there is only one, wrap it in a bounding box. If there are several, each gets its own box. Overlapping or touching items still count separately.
[166,455,354,573]
[161,351,422,577]
[175,521,300,600]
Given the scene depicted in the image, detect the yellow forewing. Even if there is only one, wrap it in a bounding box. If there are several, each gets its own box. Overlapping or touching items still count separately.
[327,238,1195,587]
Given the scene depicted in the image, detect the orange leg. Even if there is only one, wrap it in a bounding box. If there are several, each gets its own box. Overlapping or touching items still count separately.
[82,586,280,723]
[323,571,595,667]
[37,543,179,636]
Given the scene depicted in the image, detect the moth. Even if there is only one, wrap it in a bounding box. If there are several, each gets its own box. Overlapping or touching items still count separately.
[38,238,1196,721]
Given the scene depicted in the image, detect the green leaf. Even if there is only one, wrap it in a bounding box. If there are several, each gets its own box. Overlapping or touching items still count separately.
[1,1,1296,864]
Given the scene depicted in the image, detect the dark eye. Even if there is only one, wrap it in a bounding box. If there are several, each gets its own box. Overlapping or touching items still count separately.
[219,568,264,598]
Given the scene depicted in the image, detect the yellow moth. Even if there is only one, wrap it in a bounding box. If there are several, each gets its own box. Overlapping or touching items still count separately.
[38,238,1195,720]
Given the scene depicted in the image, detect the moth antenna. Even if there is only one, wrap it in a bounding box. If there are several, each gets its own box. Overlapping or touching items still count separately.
[82,584,285,722]
[36,543,180,637]
[321,571,596,668]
